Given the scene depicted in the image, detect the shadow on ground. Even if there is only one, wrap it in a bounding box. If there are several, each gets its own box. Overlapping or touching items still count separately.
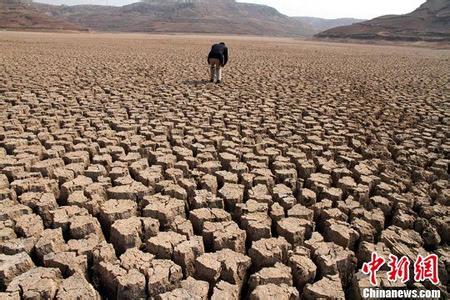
[182,79,210,85]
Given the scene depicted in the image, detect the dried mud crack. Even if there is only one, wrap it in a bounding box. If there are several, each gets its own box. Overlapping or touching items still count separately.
[0,32,449,299]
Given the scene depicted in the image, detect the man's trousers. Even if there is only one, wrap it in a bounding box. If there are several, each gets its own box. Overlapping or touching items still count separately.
[208,58,222,82]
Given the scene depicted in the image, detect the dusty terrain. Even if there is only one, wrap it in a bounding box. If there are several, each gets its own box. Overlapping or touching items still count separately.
[0,32,449,299]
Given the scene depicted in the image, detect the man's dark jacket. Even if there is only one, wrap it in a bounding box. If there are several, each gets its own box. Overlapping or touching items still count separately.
[208,43,228,66]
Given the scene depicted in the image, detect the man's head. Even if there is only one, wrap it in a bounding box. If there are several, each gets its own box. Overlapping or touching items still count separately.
[219,42,225,45]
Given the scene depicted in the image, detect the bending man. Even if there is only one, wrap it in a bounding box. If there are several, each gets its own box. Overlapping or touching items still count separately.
[207,42,229,84]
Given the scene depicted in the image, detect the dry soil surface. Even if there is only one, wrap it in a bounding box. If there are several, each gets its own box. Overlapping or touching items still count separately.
[0,32,449,299]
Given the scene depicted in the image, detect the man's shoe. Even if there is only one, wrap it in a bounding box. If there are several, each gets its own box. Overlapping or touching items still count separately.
[216,80,222,84]
[210,79,214,83]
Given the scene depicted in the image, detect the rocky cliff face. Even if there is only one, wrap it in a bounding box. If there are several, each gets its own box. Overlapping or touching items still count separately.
[316,0,450,42]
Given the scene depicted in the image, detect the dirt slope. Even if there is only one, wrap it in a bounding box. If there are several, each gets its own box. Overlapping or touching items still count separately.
[0,0,85,31]
[294,17,365,34]
[316,0,450,41]
[33,0,313,36]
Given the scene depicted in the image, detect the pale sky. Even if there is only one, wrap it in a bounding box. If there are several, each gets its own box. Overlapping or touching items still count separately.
[238,0,425,19]
[35,0,426,19]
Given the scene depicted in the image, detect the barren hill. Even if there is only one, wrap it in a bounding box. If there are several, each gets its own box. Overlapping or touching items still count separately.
[33,0,314,36]
[0,0,85,31]
[316,0,450,42]
[294,17,365,34]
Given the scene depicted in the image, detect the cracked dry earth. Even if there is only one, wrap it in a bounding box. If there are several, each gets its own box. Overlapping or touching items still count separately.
[0,32,449,299]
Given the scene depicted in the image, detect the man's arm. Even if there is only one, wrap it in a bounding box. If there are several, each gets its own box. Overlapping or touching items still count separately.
[223,47,228,66]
